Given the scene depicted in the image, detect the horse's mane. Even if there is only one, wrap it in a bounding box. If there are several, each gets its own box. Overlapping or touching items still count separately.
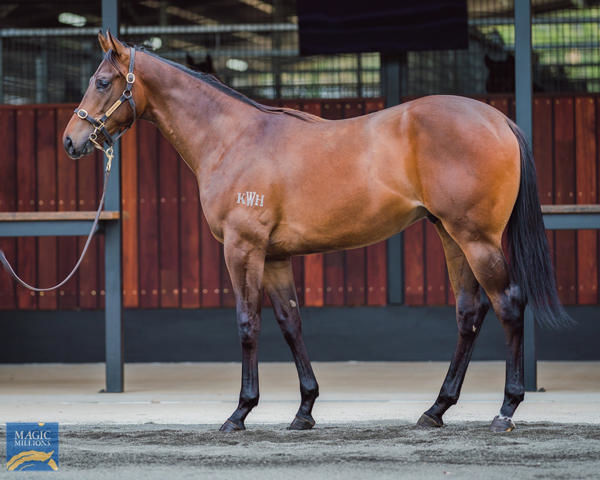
[108,45,324,123]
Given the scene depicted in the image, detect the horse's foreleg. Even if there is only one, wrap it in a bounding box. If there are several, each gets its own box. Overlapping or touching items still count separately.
[219,235,266,432]
[264,258,319,430]
[418,223,490,428]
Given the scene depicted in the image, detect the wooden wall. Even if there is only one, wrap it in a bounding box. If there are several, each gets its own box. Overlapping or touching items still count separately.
[0,94,598,310]
[0,99,387,310]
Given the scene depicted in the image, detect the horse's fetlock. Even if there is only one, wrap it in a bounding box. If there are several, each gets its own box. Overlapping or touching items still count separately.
[240,392,259,409]
[301,382,319,401]
[505,382,525,402]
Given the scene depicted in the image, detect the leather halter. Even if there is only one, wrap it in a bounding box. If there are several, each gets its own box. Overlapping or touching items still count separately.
[74,47,137,171]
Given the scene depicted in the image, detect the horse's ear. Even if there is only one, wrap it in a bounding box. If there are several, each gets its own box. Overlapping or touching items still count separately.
[106,30,128,59]
[98,31,111,53]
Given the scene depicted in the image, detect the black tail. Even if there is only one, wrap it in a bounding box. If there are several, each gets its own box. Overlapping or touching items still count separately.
[506,121,572,329]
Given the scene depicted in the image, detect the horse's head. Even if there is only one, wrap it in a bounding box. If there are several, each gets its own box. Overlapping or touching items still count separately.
[63,31,146,159]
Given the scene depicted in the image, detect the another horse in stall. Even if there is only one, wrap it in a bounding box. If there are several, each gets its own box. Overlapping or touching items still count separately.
[63,32,570,433]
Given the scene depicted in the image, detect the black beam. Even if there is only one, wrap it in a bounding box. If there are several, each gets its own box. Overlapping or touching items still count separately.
[102,0,124,394]
[382,53,407,305]
[515,0,535,392]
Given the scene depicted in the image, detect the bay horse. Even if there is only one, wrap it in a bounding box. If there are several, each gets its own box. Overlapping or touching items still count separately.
[63,32,570,433]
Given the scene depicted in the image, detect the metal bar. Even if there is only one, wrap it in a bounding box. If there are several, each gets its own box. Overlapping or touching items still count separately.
[470,16,600,26]
[0,221,100,237]
[0,23,298,38]
[382,54,404,305]
[515,0,535,391]
[102,0,124,394]
[542,214,600,230]
[0,37,3,103]
[524,306,537,391]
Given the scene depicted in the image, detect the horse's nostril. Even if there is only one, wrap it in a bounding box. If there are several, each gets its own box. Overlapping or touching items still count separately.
[64,136,74,154]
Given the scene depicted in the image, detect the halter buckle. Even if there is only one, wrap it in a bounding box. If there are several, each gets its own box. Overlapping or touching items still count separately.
[126,72,135,84]
[123,89,132,99]
[76,109,88,119]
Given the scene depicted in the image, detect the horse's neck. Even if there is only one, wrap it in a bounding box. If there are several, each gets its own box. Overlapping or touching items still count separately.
[140,57,260,176]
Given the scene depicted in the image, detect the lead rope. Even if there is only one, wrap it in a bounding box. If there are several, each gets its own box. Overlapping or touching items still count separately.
[0,152,112,292]
[1,46,135,293]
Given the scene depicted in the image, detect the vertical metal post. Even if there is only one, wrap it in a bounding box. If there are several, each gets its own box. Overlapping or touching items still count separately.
[35,50,48,103]
[382,53,406,304]
[102,0,124,393]
[0,38,4,103]
[515,0,536,392]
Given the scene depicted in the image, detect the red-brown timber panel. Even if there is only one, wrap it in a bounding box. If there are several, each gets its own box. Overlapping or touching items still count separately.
[36,108,58,309]
[137,120,160,307]
[0,109,17,310]
[597,97,600,309]
[300,101,324,306]
[121,126,139,307]
[321,100,345,305]
[575,97,598,304]
[553,98,577,305]
[158,133,181,308]
[404,221,425,305]
[179,160,201,308]
[533,97,555,269]
[15,109,37,309]
[97,158,106,309]
[56,107,78,309]
[424,221,447,305]
[364,99,388,306]
[76,148,100,309]
[304,254,324,306]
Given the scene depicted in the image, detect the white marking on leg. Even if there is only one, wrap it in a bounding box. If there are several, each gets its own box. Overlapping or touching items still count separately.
[289,299,297,308]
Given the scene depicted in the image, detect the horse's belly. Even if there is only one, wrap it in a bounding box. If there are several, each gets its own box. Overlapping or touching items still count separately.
[267,192,421,256]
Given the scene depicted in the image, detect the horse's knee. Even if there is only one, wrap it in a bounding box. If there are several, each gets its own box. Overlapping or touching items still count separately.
[456,290,489,338]
[238,312,260,347]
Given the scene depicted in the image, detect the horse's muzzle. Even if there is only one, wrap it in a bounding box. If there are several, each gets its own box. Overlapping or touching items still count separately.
[64,136,95,159]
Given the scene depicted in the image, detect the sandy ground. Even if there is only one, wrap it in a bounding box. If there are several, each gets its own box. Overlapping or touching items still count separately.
[0,362,598,479]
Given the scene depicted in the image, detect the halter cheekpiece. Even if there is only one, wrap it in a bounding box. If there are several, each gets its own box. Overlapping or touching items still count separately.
[74,47,137,171]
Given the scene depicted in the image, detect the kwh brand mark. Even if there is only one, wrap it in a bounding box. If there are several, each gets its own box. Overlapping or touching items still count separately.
[237,192,264,208]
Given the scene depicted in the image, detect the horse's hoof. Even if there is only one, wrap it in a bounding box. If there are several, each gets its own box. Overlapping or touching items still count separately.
[288,414,315,430]
[490,415,515,433]
[219,419,245,432]
[417,413,444,428]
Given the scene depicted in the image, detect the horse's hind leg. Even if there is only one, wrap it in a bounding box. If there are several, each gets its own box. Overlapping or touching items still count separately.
[263,258,319,430]
[455,234,525,432]
[418,222,490,428]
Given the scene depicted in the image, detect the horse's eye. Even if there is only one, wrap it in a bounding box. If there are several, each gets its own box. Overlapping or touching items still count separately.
[95,78,110,90]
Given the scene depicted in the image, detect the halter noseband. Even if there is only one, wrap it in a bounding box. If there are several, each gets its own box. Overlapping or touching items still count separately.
[74,47,137,171]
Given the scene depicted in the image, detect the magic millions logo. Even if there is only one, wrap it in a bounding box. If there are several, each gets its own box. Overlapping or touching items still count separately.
[6,423,59,471]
